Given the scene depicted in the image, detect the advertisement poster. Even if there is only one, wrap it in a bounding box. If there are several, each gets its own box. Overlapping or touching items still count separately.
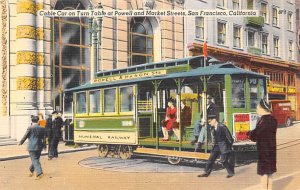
[0,0,300,190]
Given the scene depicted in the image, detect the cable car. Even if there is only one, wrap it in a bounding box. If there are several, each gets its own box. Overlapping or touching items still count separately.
[65,56,267,164]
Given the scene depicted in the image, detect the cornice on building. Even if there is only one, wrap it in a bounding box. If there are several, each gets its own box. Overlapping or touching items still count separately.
[187,43,300,71]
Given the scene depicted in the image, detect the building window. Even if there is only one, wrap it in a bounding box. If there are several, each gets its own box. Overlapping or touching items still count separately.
[233,25,241,48]
[288,74,295,86]
[261,3,268,23]
[288,12,293,31]
[232,0,239,10]
[53,0,90,112]
[247,0,253,9]
[217,0,225,7]
[217,21,226,45]
[195,17,204,40]
[247,30,256,47]
[272,7,278,26]
[264,70,284,85]
[129,17,153,66]
[273,36,279,57]
[262,33,268,54]
[288,41,293,60]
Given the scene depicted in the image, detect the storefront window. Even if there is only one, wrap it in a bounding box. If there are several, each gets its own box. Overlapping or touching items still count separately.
[120,86,134,112]
[104,88,116,112]
[232,78,245,108]
[250,78,258,109]
[89,90,101,113]
[76,92,86,114]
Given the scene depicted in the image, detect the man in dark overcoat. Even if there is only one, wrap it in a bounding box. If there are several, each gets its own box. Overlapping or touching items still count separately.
[198,115,235,178]
[48,111,64,159]
[19,116,46,180]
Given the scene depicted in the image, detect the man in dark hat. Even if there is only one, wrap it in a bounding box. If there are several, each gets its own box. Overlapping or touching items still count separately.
[48,110,64,160]
[19,115,46,180]
[197,114,235,178]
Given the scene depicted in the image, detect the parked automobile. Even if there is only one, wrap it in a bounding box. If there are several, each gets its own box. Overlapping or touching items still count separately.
[270,100,296,127]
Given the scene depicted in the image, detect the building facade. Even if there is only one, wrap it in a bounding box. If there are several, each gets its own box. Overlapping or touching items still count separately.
[186,0,300,119]
[0,0,184,140]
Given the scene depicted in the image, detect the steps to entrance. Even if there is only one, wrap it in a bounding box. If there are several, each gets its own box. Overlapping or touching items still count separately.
[0,136,17,146]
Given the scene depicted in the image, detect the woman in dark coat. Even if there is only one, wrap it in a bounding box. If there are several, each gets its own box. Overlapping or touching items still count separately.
[248,99,277,190]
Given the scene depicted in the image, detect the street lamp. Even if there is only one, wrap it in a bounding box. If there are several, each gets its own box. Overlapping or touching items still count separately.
[88,3,103,81]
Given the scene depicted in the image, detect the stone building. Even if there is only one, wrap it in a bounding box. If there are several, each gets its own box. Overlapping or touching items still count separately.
[185,0,300,119]
[0,0,184,140]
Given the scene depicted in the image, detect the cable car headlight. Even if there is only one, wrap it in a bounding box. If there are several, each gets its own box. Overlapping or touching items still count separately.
[78,121,85,128]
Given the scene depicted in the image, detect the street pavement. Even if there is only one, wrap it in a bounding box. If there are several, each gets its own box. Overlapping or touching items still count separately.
[0,123,300,190]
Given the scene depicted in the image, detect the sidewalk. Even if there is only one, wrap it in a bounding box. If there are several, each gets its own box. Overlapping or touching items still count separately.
[0,142,97,161]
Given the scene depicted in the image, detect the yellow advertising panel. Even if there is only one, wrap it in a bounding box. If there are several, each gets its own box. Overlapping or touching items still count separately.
[74,131,137,145]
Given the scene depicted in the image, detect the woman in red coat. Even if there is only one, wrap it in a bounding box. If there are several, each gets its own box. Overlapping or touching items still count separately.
[162,98,177,141]
[248,99,277,190]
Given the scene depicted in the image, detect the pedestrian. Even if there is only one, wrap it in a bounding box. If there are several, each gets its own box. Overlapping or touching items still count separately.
[18,115,46,180]
[45,114,53,159]
[197,114,235,178]
[247,99,277,190]
[48,111,63,160]
[38,113,46,128]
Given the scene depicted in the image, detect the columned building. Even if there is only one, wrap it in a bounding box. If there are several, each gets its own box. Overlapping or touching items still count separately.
[185,0,300,119]
[0,0,184,140]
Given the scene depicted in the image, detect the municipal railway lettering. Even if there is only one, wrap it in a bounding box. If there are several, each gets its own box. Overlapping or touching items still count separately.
[108,136,131,140]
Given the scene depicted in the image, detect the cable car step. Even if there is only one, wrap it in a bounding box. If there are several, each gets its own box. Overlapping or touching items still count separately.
[134,147,210,160]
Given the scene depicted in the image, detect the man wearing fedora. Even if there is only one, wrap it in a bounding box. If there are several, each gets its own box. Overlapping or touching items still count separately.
[19,115,46,180]
[197,114,235,178]
[48,111,64,160]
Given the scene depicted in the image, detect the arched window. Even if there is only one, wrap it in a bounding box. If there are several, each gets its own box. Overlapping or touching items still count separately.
[129,17,154,66]
[53,0,90,112]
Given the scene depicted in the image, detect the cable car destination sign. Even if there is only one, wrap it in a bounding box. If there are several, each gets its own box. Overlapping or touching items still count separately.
[93,70,167,83]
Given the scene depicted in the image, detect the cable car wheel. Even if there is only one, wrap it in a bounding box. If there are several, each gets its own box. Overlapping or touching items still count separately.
[167,156,182,165]
[98,144,109,158]
[118,145,133,159]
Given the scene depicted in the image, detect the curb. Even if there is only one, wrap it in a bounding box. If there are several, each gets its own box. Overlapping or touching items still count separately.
[0,146,97,161]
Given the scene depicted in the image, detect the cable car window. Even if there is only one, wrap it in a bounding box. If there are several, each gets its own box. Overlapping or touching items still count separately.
[89,90,101,113]
[104,88,116,113]
[232,78,245,108]
[250,78,258,109]
[138,88,152,112]
[259,79,265,100]
[120,86,134,112]
[76,92,86,114]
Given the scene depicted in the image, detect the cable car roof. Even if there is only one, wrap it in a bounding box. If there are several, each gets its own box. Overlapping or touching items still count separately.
[65,61,266,92]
